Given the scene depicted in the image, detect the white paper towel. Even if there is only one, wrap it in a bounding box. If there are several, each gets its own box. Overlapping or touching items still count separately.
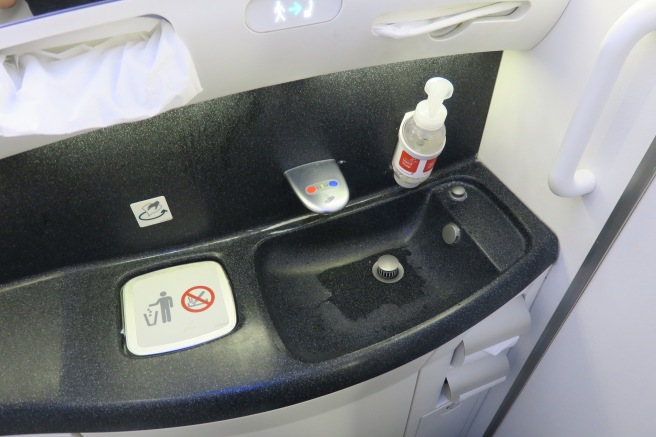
[0,20,202,136]
[451,295,530,366]
[458,335,520,365]
[443,354,510,403]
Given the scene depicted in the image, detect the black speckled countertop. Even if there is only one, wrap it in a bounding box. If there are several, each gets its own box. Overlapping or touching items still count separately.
[0,53,559,434]
[0,160,557,435]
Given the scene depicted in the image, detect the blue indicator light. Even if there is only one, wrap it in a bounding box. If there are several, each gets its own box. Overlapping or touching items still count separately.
[329,180,339,187]
[288,1,302,16]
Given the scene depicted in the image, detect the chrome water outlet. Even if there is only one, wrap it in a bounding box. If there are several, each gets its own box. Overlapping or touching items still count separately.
[450,185,468,201]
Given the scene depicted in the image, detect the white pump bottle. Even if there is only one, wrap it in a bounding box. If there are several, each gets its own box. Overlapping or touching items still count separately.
[392,77,453,188]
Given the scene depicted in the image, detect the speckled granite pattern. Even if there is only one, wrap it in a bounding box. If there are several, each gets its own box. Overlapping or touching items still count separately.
[0,53,560,435]
[0,161,557,434]
[255,182,509,363]
[0,53,501,285]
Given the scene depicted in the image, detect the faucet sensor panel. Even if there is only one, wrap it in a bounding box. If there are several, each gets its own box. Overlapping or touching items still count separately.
[285,159,349,214]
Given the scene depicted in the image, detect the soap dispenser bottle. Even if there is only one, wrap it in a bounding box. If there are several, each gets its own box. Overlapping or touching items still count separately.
[392,77,454,188]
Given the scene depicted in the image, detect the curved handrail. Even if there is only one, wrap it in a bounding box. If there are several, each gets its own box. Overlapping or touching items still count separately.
[549,0,656,197]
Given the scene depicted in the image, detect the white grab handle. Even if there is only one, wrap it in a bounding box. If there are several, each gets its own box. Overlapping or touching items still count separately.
[549,0,656,197]
[372,2,523,39]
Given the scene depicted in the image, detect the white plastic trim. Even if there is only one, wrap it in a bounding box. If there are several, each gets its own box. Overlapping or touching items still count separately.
[0,16,161,56]
[549,0,656,197]
[372,2,524,39]
[0,0,571,160]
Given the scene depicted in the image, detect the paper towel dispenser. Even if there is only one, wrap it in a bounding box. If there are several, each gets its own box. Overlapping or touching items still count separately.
[451,294,531,366]
[372,2,527,40]
[0,0,570,155]
[0,15,201,136]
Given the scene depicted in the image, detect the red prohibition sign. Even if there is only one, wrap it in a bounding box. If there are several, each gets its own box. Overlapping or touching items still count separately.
[181,285,215,313]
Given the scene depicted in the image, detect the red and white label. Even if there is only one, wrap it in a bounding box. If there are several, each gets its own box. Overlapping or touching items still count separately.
[423,157,437,173]
[396,151,438,177]
[392,133,443,182]
[398,150,420,173]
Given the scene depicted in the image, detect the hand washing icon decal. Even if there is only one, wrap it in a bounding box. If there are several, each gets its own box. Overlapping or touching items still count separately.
[130,195,173,228]
[139,200,166,220]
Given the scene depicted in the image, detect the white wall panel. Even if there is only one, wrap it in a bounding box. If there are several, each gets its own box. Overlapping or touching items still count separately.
[472,0,656,434]
[494,165,656,437]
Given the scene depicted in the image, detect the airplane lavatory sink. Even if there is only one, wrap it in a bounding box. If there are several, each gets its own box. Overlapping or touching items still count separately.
[0,161,558,434]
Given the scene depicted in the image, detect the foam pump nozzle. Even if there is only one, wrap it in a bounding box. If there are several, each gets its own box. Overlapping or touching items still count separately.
[414,77,454,130]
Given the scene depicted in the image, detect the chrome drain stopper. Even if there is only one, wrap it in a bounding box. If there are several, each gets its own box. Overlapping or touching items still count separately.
[372,255,405,284]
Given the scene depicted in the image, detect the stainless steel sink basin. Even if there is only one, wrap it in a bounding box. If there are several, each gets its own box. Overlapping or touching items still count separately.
[255,180,529,362]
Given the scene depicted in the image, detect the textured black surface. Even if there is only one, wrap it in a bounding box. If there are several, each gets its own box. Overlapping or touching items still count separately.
[321,248,427,320]
[0,161,558,435]
[255,184,509,362]
[0,53,501,286]
[0,53,557,434]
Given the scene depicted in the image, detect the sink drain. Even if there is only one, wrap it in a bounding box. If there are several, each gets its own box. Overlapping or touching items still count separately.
[372,255,405,283]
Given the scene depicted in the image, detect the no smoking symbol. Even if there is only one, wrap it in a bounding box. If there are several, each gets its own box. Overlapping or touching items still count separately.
[181,286,215,313]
